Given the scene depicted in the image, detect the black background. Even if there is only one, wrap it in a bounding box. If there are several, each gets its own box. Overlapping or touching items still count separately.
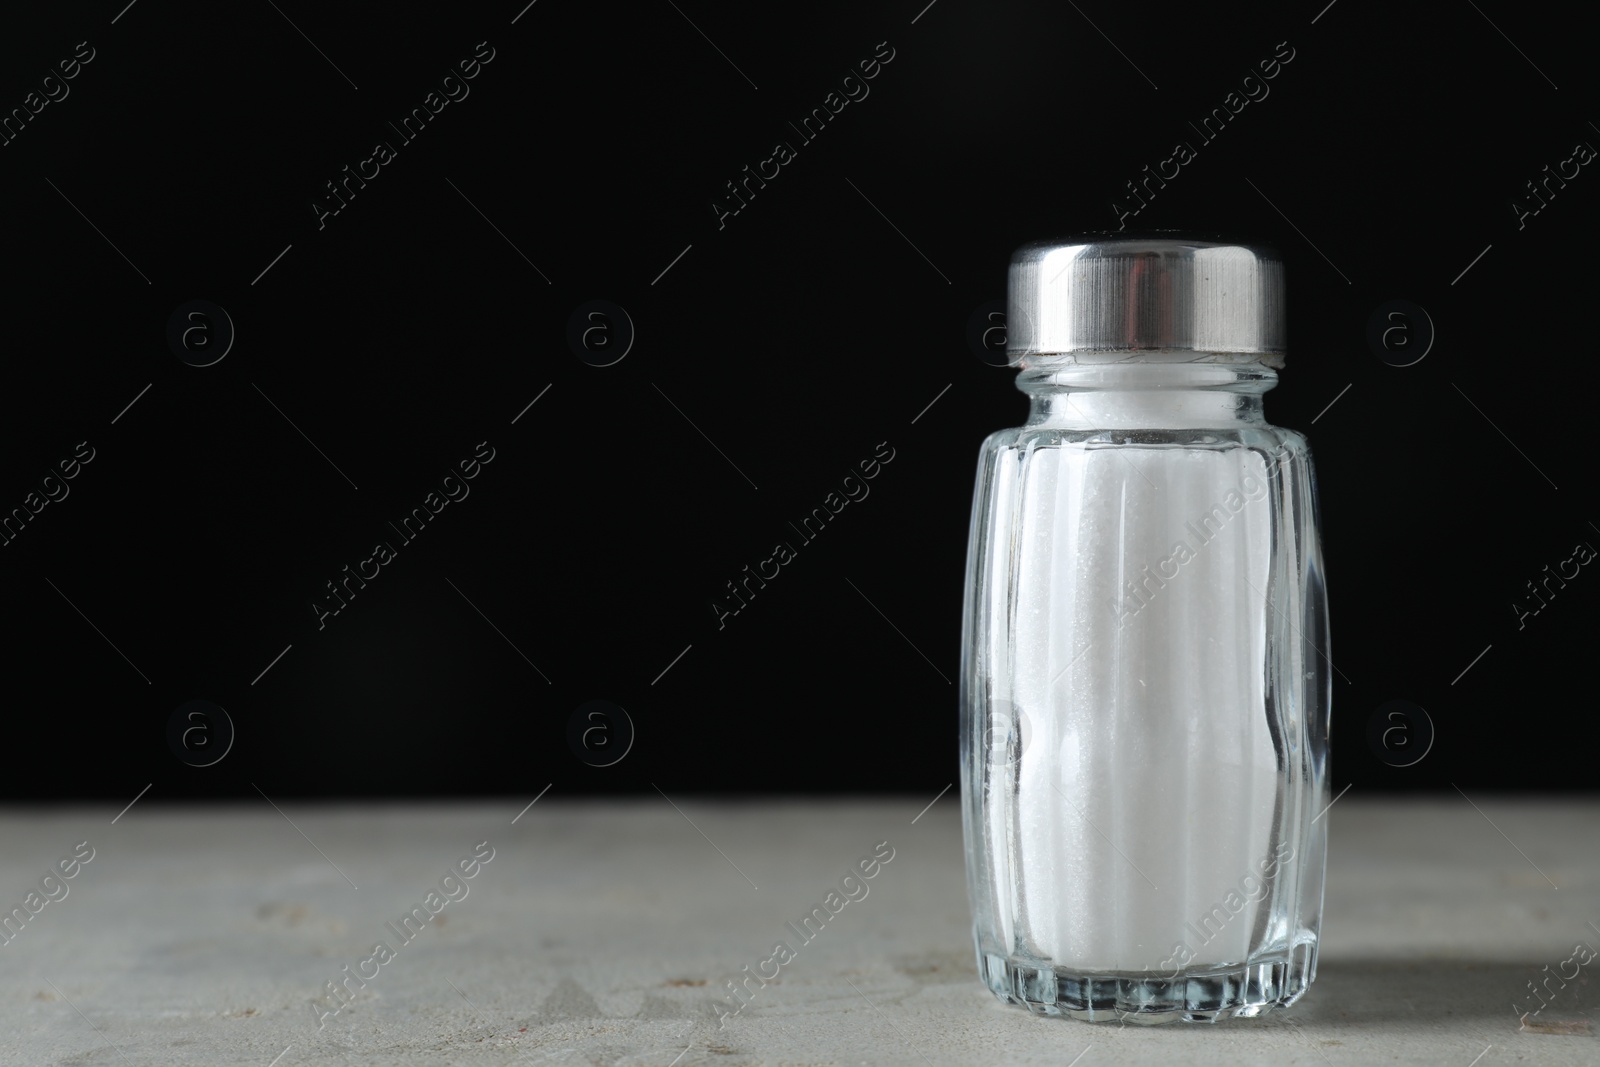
[0,0,1593,800]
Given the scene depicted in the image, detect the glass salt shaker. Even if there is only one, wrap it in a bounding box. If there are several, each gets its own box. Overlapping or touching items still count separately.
[959,235,1331,1023]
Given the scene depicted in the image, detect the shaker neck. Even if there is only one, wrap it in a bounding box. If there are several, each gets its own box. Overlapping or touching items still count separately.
[1015,357,1278,430]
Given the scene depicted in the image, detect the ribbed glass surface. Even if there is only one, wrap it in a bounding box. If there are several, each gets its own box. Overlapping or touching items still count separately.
[959,360,1330,1023]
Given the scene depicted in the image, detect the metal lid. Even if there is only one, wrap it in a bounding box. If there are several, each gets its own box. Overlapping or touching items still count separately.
[1006,233,1285,365]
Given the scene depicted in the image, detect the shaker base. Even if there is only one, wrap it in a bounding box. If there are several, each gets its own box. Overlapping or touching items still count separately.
[978,944,1315,1024]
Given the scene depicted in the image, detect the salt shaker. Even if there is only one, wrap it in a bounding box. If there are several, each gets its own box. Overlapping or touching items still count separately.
[959,235,1331,1023]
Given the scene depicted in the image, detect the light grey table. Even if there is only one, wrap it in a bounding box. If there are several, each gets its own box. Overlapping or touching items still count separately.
[1,797,1594,1065]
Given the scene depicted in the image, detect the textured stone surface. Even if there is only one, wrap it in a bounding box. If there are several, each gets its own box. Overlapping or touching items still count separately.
[1,796,1595,1065]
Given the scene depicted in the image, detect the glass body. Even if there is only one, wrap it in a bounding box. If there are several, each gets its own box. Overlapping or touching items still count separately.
[959,356,1330,1023]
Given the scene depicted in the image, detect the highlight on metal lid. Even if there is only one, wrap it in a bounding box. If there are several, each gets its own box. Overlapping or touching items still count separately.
[1006,232,1286,365]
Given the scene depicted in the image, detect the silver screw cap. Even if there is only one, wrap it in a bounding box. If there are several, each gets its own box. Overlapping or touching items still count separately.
[1006,234,1286,365]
